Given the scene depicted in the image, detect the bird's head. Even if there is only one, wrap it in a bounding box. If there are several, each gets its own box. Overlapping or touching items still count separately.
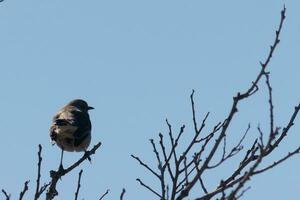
[67,99,94,112]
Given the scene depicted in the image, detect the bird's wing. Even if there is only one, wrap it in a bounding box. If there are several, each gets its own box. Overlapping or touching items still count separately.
[50,107,91,146]
[62,108,92,146]
[70,109,91,146]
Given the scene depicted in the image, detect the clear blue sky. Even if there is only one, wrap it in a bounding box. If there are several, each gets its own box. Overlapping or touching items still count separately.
[0,0,300,199]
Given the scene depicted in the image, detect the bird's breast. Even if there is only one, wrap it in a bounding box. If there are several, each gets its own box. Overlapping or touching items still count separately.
[55,123,78,136]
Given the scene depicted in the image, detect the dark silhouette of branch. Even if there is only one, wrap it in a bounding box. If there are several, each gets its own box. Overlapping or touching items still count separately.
[177,6,287,200]
[132,5,300,200]
[98,189,110,200]
[235,186,251,200]
[131,154,160,178]
[19,180,29,200]
[151,138,167,199]
[198,176,208,194]
[265,73,275,137]
[254,145,300,175]
[120,188,126,200]
[2,189,10,200]
[74,170,83,200]
[34,144,43,200]
[208,124,250,169]
[136,178,161,198]
[46,141,102,200]
[226,148,264,200]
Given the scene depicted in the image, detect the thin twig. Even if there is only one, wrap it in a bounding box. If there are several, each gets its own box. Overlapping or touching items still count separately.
[227,149,263,200]
[19,180,30,200]
[236,186,251,199]
[257,125,265,147]
[265,73,275,137]
[120,188,126,200]
[74,170,83,200]
[136,178,162,198]
[131,154,160,179]
[159,132,175,181]
[269,104,300,153]
[37,183,50,198]
[194,160,208,194]
[149,139,162,170]
[254,146,300,174]
[208,124,250,169]
[184,157,188,185]
[98,189,110,200]
[2,189,10,200]
[199,177,208,194]
[34,144,43,200]
[178,111,210,165]
[150,136,166,199]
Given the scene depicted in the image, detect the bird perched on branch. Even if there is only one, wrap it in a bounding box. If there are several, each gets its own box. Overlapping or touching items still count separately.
[50,99,94,168]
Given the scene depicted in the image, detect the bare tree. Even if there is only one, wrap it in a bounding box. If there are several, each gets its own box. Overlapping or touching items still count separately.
[1,5,299,200]
[132,6,300,200]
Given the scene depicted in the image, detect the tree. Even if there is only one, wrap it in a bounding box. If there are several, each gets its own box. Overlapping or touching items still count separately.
[2,5,299,200]
[131,6,300,200]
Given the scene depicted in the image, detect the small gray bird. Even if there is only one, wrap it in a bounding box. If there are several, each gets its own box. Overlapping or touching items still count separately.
[50,99,94,167]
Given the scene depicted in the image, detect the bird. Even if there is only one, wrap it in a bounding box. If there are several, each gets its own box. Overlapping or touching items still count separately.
[50,99,94,168]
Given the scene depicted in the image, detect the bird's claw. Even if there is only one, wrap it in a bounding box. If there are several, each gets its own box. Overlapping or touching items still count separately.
[58,164,64,172]
[84,151,92,163]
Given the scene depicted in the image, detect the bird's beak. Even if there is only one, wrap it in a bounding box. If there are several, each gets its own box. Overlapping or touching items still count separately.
[88,106,94,110]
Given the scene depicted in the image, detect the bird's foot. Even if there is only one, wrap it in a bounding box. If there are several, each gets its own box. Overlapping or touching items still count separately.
[58,164,64,173]
[84,151,92,163]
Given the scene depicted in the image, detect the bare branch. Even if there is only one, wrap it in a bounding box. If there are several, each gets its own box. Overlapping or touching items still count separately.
[165,119,176,162]
[179,111,210,164]
[166,185,170,200]
[227,150,263,200]
[74,170,83,200]
[234,123,251,152]
[270,104,300,151]
[37,183,50,198]
[257,125,265,147]
[150,136,166,199]
[19,180,30,200]
[176,6,287,200]
[120,188,126,200]
[199,177,208,194]
[34,144,43,200]
[191,90,199,133]
[236,186,251,200]
[254,146,300,174]
[1,189,10,200]
[131,154,160,179]
[46,141,102,200]
[195,176,246,200]
[150,139,162,170]
[136,178,162,198]
[208,124,250,169]
[159,133,175,181]
[132,6,300,200]
[194,160,208,194]
[176,125,218,188]
[183,157,188,186]
[264,72,275,136]
[98,189,110,200]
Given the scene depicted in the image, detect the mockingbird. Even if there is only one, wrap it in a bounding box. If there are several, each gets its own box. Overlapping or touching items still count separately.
[50,99,94,168]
